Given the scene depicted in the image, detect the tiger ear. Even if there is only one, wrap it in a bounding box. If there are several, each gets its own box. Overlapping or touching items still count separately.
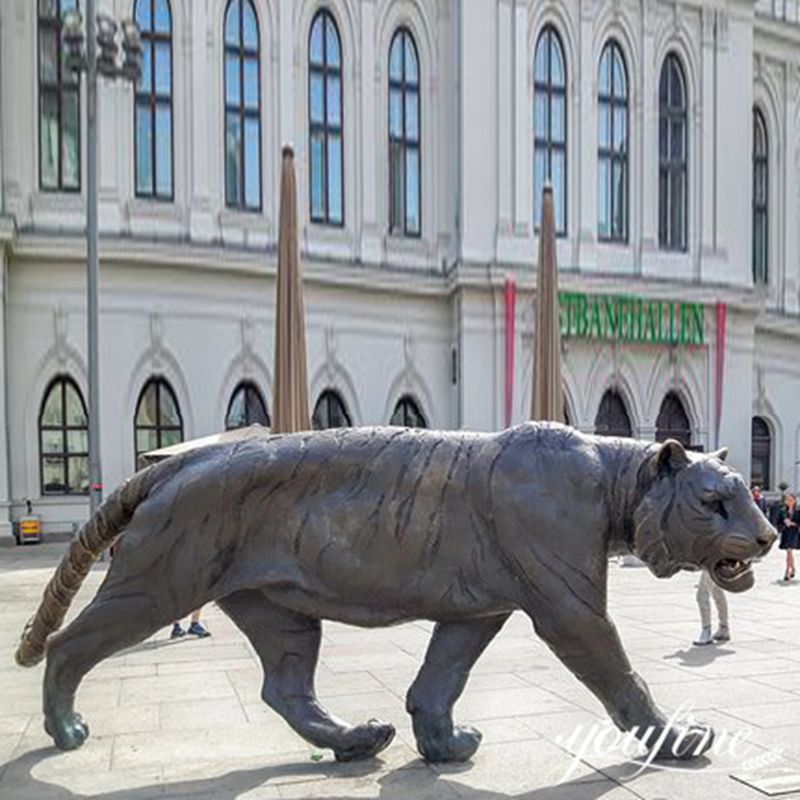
[654,439,690,477]
[709,447,729,462]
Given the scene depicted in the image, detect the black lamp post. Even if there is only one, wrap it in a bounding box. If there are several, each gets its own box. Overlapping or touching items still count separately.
[62,3,141,513]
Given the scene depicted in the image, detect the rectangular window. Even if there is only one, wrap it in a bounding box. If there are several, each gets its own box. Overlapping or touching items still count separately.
[155,105,172,197]
[135,103,153,194]
[551,150,565,233]
[310,131,325,220]
[406,148,419,234]
[244,116,260,209]
[40,92,59,189]
[598,157,609,239]
[327,133,343,224]
[225,112,242,206]
[390,140,403,231]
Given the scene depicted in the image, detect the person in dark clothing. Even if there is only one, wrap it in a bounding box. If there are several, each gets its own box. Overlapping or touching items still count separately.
[777,493,800,581]
[751,485,767,514]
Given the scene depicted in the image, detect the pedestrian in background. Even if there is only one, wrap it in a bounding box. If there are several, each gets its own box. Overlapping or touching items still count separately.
[693,570,730,646]
[171,609,211,639]
[751,485,767,515]
[778,492,800,582]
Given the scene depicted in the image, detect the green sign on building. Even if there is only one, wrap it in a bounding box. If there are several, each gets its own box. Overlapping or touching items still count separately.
[558,292,705,346]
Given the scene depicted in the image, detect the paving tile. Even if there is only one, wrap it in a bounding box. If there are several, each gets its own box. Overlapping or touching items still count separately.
[159,696,248,730]
[454,685,577,721]
[0,715,33,737]
[119,671,236,707]
[430,739,609,797]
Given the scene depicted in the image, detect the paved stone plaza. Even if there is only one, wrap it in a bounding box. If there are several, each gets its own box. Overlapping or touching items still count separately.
[2,542,800,799]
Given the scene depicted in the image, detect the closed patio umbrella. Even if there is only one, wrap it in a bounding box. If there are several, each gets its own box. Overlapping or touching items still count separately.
[272,146,311,433]
[531,184,564,422]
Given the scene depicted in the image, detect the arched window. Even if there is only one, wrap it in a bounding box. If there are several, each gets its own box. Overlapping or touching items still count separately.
[38,0,80,191]
[226,381,270,430]
[753,108,768,285]
[390,395,426,428]
[312,389,351,429]
[751,416,771,490]
[598,40,628,243]
[658,53,687,251]
[134,0,173,199]
[655,392,691,447]
[134,378,183,464]
[533,25,566,235]
[224,0,261,210]
[594,389,632,438]
[389,28,420,236]
[39,377,89,494]
[309,9,343,225]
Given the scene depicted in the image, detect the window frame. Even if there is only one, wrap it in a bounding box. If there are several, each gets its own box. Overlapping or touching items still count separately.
[533,24,567,237]
[38,0,81,192]
[752,107,768,285]
[390,395,427,428]
[225,380,270,430]
[134,377,184,465]
[312,389,351,430]
[597,39,629,244]
[134,0,174,201]
[308,8,344,227]
[39,376,89,496]
[658,53,688,252]
[388,27,421,238]
[751,415,772,491]
[223,0,262,212]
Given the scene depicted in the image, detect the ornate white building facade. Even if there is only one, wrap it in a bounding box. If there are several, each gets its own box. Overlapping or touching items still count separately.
[1,0,799,537]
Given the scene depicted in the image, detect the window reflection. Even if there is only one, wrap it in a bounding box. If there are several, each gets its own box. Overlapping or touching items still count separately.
[388,28,420,236]
[309,10,344,225]
[597,40,628,243]
[224,0,261,211]
[39,377,89,494]
[533,25,566,234]
[134,0,173,199]
[39,0,81,191]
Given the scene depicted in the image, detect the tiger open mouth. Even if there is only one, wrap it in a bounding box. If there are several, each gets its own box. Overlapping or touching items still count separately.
[712,558,754,591]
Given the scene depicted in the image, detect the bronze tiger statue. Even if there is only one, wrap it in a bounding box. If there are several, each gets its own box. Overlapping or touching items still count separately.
[16,423,776,764]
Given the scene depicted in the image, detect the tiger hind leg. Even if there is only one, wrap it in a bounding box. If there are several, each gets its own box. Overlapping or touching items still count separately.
[406,614,510,762]
[43,589,178,750]
[217,589,395,761]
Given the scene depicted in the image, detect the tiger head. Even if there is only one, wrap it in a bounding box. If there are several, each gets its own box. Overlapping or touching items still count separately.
[632,440,777,592]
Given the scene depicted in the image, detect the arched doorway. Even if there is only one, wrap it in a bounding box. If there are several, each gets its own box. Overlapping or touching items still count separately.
[595,389,632,438]
[656,392,691,447]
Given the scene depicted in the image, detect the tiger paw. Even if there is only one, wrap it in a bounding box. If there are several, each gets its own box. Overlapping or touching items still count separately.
[45,711,89,751]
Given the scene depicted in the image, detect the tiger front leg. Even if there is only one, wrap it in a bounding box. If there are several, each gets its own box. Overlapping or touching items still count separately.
[530,607,714,761]
[406,614,510,762]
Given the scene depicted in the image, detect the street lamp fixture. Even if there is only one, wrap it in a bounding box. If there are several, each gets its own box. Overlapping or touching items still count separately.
[62,4,140,515]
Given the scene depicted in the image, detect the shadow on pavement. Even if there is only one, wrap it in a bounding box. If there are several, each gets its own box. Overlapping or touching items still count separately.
[663,646,737,667]
[0,746,661,800]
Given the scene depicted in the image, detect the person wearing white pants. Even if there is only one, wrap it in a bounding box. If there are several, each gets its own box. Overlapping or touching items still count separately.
[693,570,729,646]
